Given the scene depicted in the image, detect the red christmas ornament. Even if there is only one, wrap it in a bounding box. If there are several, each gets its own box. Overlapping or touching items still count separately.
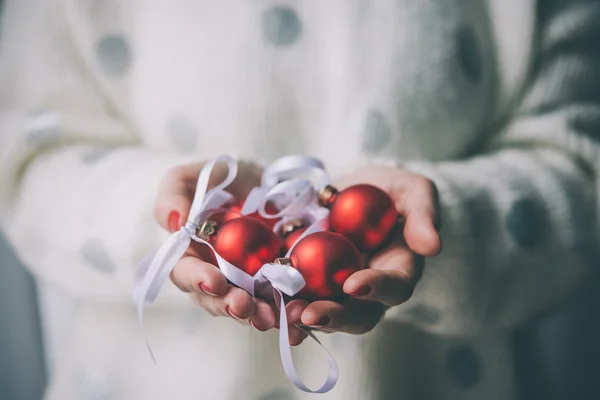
[197,216,281,276]
[189,241,218,265]
[218,202,280,230]
[280,219,308,254]
[277,231,363,301]
[319,184,397,252]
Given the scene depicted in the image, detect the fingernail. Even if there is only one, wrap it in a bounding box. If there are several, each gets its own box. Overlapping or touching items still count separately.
[310,316,330,327]
[168,211,180,232]
[250,320,267,332]
[199,283,216,296]
[349,285,371,297]
[227,308,246,321]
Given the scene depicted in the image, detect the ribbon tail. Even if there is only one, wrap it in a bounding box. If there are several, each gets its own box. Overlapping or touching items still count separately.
[274,288,339,393]
[134,231,192,363]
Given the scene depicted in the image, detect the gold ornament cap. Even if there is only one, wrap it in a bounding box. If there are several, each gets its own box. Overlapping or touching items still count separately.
[318,185,338,207]
[280,219,305,238]
[196,220,218,241]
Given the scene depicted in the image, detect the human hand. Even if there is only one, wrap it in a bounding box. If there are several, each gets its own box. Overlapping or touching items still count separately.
[296,166,441,339]
[153,160,308,344]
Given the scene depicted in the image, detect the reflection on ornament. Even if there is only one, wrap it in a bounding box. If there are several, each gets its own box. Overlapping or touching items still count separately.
[198,216,281,276]
[319,184,397,252]
[277,231,363,301]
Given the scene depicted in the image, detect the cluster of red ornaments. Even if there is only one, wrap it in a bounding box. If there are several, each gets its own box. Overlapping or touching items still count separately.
[197,183,398,302]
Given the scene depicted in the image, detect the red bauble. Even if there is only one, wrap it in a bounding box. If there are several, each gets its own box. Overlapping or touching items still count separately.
[201,216,281,276]
[283,226,307,254]
[321,184,397,252]
[190,242,218,265]
[218,202,280,231]
[286,231,362,301]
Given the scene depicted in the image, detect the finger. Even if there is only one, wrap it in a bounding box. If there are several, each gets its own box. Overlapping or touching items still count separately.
[392,173,441,256]
[343,244,423,307]
[190,285,257,322]
[300,299,386,335]
[170,256,228,295]
[342,268,417,307]
[289,326,309,346]
[224,286,257,320]
[249,300,277,331]
[154,163,204,232]
[285,299,310,346]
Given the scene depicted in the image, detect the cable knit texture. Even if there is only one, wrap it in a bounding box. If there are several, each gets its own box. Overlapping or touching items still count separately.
[0,0,598,399]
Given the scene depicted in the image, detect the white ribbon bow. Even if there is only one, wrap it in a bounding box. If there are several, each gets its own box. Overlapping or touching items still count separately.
[240,155,330,221]
[133,155,340,393]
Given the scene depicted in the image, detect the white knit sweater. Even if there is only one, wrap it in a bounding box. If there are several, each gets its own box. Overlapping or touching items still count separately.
[1,0,599,399]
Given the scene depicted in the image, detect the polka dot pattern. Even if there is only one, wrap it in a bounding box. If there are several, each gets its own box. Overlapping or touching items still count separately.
[81,239,116,274]
[457,26,482,83]
[166,114,198,154]
[505,198,547,248]
[25,109,61,146]
[262,6,302,46]
[81,148,114,164]
[96,34,132,78]
[405,304,441,325]
[569,110,600,137]
[256,388,296,400]
[446,345,481,389]
[362,110,392,153]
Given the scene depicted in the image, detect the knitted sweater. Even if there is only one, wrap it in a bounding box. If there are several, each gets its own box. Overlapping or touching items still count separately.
[0,0,599,399]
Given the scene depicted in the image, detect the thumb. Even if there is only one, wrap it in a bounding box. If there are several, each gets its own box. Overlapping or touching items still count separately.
[403,212,441,257]
[154,163,204,232]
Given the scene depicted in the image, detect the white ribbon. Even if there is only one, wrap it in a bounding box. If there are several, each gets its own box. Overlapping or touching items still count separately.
[241,155,331,219]
[254,215,339,394]
[133,155,238,360]
[133,154,339,393]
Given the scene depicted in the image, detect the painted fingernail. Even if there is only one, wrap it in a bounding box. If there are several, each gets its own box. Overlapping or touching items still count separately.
[310,316,330,327]
[199,283,216,296]
[228,308,246,321]
[168,211,180,232]
[349,285,371,297]
[250,320,267,332]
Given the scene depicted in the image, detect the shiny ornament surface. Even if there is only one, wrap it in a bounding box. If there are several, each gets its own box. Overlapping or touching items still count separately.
[325,184,397,252]
[288,231,362,301]
[189,241,218,265]
[220,202,280,230]
[208,217,281,276]
[282,226,307,254]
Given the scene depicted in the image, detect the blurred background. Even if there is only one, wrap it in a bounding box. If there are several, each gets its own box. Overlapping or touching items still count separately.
[1,0,600,399]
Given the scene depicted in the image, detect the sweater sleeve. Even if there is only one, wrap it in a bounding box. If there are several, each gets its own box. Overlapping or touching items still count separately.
[0,0,198,306]
[385,0,600,335]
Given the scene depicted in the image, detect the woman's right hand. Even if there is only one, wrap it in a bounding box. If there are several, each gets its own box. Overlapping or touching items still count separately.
[153,160,309,344]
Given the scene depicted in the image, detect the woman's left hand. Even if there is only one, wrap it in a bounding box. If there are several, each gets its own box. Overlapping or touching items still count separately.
[294,166,442,339]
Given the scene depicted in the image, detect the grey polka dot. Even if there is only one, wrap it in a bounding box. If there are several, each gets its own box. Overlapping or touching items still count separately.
[256,388,296,400]
[166,114,198,154]
[506,198,547,248]
[96,34,132,78]
[446,345,481,389]
[25,109,61,146]
[405,304,441,324]
[457,26,482,83]
[569,110,600,137]
[181,308,208,334]
[81,148,114,164]
[82,239,116,274]
[262,6,302,46]
[362,110,392,153]
[73,369,115,400]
